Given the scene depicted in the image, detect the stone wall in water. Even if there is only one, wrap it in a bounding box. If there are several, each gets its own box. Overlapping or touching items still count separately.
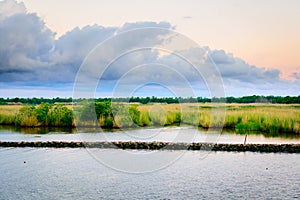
[0,141,300,153]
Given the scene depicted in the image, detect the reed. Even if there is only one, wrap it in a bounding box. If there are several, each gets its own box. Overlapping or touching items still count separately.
[137,103,300,134]
[1,104,74,127]
[0,103,299,134]
[0,105,22,125]
[0,114,15,125]
[221,105,300,134]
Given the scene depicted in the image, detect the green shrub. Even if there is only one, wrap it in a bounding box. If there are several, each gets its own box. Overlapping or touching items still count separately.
[15,106,39,127]
[79,102,97,123]
[35,103,51,125]
[104,117,114,128]
[47,105,74,126]
[95,101,112,118]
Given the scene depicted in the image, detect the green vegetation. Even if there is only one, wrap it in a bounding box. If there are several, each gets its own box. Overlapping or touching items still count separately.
[0,99,300,135]
[1,95,300,105]
[76,102,300,135]
[1,103,74,127]
[223,105,300,134]
[0,97,73,105]
[76,101,113,127]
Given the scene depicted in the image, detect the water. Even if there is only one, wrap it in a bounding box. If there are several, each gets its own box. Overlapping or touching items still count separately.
[0,148,299,199]
[0,127,299,199]
[0,126,300,144]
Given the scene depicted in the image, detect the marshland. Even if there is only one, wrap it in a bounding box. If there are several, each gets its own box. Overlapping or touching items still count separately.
[0,96,300,135]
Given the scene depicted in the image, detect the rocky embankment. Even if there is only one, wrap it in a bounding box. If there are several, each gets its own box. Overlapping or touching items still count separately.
[0,141,300,153]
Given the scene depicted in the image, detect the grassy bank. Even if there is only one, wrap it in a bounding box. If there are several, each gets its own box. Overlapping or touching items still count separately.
[223,104,300,134]
[0,103,299,135]
[136,103,300,134]
[0,104,74,127]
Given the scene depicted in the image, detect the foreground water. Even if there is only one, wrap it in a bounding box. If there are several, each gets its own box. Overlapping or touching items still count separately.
[0,148,299,199]
[1,127,300,199]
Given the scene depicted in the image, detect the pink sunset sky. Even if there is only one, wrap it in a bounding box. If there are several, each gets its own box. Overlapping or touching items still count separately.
[18,0,300,79]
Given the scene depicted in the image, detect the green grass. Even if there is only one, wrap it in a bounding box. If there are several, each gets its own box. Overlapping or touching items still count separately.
[0,104,74,127]
[0,103,299,135]
[137,103,300,134]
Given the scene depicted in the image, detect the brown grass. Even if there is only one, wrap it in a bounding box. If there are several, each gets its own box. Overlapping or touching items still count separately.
[0,105,23,115]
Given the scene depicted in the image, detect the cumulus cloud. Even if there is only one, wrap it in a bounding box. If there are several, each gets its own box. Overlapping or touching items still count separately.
[117,21,173,33]
[209,49,281,84]
[0,0,173,85]
[0,0,299,97]
[289,67,300,80]
[0,0,26,19]
[0,0,54,82]
[51,25,117,64]
[290,72,300,80]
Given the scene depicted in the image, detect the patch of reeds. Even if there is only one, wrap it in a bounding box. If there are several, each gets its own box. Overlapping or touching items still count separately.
[0,103,299,134]
[0,114,16,125]
[0,104,74,127]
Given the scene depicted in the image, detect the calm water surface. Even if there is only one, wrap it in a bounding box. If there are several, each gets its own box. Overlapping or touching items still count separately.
[0,127,300,199]
[0,126,299,144]
[0,148,299,199]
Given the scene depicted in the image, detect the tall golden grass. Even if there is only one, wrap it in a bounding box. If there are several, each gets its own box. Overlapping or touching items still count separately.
[137,103,300,134]
[0,104,74,127]
[0,103,299,134]
[0,105,21,125]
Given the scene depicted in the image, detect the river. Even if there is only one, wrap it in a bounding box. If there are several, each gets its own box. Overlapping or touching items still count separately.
[0,126,299,199]
[0,148,299,199]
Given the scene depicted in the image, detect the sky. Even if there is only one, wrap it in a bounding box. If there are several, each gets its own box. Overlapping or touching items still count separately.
[0,0,299,97]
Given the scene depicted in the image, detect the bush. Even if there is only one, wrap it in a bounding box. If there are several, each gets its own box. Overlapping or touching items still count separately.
[104,117,114,128]
[47,105,74,126]
[35,103,51,125]
[79,102,97,123]
[95,101,112,118]
[78,101,112,126]
[15,106,39,127]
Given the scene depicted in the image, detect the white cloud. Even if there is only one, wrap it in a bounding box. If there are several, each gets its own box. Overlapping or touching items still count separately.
[0,5,54,76]
[0,0,299,97]
[0,0,26,19]
[50,25,117,64]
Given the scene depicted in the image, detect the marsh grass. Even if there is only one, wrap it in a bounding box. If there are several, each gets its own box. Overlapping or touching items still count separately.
[0,114,15,125]
[0,104,74,127]
[0,105,23,115]
[137,103,182,126]
[223,105,300,134]
[0,103,299,134]
[137,103,300,134]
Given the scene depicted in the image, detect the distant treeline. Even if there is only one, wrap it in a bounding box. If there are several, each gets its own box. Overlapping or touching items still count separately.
[0,97,72,105]
[1,95,300,105]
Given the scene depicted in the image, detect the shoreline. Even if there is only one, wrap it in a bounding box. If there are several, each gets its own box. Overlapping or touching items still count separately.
[1,103,300,135]
[1,141,300,153]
